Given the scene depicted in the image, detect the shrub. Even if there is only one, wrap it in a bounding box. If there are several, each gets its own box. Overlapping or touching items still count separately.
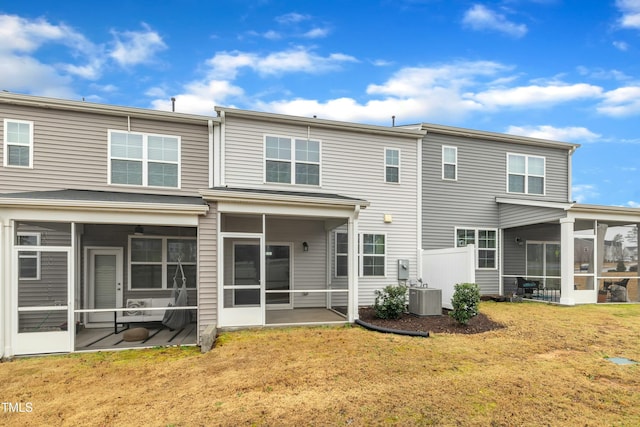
[449,283,480,326]
[374,284,407,319]
[616,260,627,272]
[629,265,638,272]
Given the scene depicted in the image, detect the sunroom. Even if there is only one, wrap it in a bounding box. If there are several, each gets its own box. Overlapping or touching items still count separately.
[0,190,208,357]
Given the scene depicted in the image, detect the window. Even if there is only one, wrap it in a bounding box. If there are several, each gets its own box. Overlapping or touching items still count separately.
[507,154,544,195]
[442,146,457,180]
[265,136,320,185]
[335,232,349,277]
[385,148,400,183]
[3,119,33,168]
[362,234,386,276]
[17,232,40,280]
[334,232,386,277]
[109,130,180,188]
[456,228,497,269]
[129,237,196,289]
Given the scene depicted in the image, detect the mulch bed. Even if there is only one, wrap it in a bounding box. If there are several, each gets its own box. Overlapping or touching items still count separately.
[358,307,505,335]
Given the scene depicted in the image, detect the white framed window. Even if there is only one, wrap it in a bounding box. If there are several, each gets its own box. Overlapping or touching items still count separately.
[264,135,320,185]
[334,232,386,277]
[385,148,400,183]
[109,130,180,188]
[129,236,196,290]
[17,232,40,280]
[335,232,348,277]
[3,119,34,168]
[456,227,497,269]
[507,153,544,195]
[442,146,457,180]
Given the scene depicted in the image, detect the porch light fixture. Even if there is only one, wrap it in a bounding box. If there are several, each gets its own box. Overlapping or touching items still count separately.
[515,237,524,246]
[134,225,144,236]
[302,242,309,252]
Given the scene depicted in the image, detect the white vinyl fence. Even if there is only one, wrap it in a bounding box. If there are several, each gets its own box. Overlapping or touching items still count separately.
[421,245,476,309]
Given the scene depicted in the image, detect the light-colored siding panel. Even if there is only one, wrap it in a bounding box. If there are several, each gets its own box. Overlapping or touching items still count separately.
[198,204,217,338]
[0,104,210,196]
[223,115,421,307]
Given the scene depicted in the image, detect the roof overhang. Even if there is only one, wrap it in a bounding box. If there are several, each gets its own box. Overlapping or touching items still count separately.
[567,203,640,222]
[215,107,425,139]
[496,197,574,210]
[0,190,209,215]
[0,92,220,126]
[201,187,370,210]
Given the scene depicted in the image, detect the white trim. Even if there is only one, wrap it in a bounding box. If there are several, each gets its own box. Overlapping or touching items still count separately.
[495,197,573,210]
[108,129,182,189]
[16,231,40,280]
[263,134,322,186]
[506,152,546,196]
[442,145,457,181]
[3,119,34,169]
[454,227,498,270]
[384,147,400,184]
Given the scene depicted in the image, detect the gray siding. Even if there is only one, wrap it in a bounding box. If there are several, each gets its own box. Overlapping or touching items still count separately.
[223,115,421,306]
[198,204,217,338]
[499,204,566,228]
[0,104,210,196]
[422,132,571,293]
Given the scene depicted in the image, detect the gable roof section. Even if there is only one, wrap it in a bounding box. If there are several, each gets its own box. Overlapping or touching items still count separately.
[0,92,220,126]
[0,189,209,214]
[215,107,425,140]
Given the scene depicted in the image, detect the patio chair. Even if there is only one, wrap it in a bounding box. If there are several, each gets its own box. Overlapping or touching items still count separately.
[516,277,540,297]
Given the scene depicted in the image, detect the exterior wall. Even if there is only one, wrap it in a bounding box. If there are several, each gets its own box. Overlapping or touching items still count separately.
[422,131,571,293]
[222,114,421,306]
[499,204,566,228]
[0,103,210,197]
[197,204,217,339]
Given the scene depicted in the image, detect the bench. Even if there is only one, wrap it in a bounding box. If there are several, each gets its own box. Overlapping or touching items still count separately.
[114,298,175,333]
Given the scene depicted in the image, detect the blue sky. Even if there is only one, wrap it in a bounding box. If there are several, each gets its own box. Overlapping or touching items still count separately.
[1,0,640,207]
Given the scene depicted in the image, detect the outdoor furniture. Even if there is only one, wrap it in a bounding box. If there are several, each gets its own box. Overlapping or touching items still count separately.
[516,277,540,297]
[114,297,175,333]
[603,278,630,302]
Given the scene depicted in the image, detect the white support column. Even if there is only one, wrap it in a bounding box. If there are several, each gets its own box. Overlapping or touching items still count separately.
[348,208,359,322]
[560,218,576,305]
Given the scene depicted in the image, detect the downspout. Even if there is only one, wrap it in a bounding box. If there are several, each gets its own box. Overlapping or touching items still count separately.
[219,111,226,187]
[208,120,215,188]
[416,135,423,281]
[568,146,577,202]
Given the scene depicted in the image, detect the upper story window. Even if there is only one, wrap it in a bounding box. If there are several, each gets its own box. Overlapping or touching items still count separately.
[3,119,34,168]
[456,228,497,269]
[385,148,400,183]
[442,146,457,180]
[265,135,320,185]
[507,153,544,195]
[109,130,180,188]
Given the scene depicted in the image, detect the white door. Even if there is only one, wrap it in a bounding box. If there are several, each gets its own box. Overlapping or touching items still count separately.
[86,248,123,325]
[13,247,72,355]
[574,236,597,303]
[219,235,264,327]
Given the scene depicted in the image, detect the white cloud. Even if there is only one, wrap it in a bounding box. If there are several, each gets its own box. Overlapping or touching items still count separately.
[149,80,245,114]
[462,4,528,38]
[472,83,603,108]
[0,54,75,98]
[302,27,330,38]
[275,13,310,25]
[205,47,357,80]
[597,86,640,116]
[109,23,167,67]
[627,201,640,208]
[617,0,640,29]
[572,184,600,203]
[613,40,629,51]
[506,125,600,143]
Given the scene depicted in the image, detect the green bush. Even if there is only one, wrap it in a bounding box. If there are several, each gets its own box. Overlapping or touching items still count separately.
[616,260,627,272]
[449,283,480,326]
[374,284,407,319]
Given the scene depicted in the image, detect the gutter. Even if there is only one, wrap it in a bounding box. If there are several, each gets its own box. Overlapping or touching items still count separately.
[0,198,210,215]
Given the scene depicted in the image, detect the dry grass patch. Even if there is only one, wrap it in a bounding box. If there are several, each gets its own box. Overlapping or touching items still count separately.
[1,302,640,426]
